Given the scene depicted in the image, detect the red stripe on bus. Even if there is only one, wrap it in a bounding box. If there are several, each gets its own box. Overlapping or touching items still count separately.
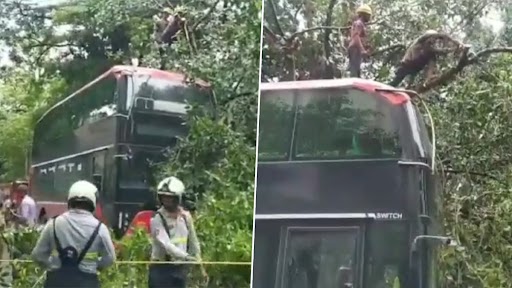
[260,79,410,106]
[353,81,409,105]
[37,201,107,224]
[37,65,211,124]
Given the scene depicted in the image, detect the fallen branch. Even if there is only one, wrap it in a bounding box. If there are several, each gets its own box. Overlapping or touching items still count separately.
[417,46,512,93]
[263,24,279,46]
[444,169,499,181]
[191,0,222,31]
[370,43,406,57]
[322,0,337,79]
[268,0,285,36]
[470,47,512,62]
[263,24,301,56]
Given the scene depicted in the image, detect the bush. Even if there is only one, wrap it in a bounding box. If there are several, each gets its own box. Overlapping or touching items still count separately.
[5,226,251,288]
[4,115,255,288]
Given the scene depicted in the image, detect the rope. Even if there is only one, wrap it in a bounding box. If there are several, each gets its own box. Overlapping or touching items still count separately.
[375,87,437,174]
[414,94,437,175]
[30,274,45,288]
[0,259,251,265]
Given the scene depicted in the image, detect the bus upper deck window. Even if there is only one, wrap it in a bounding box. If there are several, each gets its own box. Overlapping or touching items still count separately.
[294,87,401,160]
[257,91,295,161]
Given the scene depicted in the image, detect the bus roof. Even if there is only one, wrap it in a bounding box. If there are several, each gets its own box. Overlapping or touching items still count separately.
[109,65,210,87]
[36,66,210,124]
[259,78,410,105]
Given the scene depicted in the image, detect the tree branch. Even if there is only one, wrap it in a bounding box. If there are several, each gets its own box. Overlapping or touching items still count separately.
[471,47,512,61]
[267,0,284,36]
[417,47,512,93]
[444,169,499,181]
[26,42,77,49]
[322,0,337,79]
[370,43,406,57]
[191,0,222,31]
[263,24,279,46]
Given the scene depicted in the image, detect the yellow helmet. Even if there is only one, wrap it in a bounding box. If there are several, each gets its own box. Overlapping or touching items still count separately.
[356,4,372,16]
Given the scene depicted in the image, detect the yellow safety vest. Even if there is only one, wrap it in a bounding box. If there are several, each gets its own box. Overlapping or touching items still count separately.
[393,276,400,288]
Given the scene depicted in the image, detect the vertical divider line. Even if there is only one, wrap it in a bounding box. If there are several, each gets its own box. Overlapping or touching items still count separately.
[250,3,266,287]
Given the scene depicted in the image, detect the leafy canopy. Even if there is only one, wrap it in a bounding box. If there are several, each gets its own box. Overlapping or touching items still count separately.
[0,0,260,286]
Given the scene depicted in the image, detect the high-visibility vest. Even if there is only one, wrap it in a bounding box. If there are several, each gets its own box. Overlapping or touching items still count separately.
[393,277,400,288]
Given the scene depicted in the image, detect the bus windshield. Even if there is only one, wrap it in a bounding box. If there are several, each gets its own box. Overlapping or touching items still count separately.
[128,74,211,111]
[252,219,362,288]
[258,87,402,161]
[280,227,359,288]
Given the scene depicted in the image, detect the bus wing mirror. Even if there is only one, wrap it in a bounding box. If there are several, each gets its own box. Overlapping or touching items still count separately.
[412,235,459,251]
[410,235,460,287]
[410,235,461,264]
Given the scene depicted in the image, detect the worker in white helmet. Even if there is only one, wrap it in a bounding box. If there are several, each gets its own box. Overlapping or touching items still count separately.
[148,176,206,288]
[31,180,116,288]
[389,29,466,87]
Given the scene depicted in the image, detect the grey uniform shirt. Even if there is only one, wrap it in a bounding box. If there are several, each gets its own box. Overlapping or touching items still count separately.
[150,207,201,261]
[31,209,116,274]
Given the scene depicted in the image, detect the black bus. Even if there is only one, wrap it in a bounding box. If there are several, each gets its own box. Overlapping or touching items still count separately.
[253,79,452,288]
[29,65,213,236]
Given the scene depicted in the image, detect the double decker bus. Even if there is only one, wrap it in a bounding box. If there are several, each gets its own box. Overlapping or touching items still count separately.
[252,79,453,288]
[29,65,213,236]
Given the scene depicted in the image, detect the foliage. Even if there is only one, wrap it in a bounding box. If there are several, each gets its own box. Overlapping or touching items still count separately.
[0,0,260,286]
[158,116,255,286]
[263,0,512,287]
[4,227,249,287]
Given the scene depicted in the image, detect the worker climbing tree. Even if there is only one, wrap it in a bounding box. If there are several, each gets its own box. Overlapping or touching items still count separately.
[388,30,467,88]
[153,7,186,46]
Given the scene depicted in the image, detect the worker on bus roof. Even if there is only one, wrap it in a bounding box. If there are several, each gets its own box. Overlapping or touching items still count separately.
[148,176,207,288]
[347,4,372,78]
[31,180,116,288]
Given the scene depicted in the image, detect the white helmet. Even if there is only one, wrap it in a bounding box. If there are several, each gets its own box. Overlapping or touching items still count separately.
[157,176,185,197]
[68,180,97,207]
[424,29,438,35]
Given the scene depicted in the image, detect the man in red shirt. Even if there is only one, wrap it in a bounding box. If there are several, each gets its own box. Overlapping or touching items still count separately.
[347,4,372,78]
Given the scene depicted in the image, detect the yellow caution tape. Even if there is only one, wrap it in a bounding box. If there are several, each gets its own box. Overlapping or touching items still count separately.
[0,259,250,265]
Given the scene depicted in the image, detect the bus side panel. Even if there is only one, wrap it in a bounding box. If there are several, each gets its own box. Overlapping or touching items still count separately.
[256,160,406,215]
[32,73,119,165]
[32,154,92,217]
[74,117,117,153]
[33,117,116,165]
[252,220,280,288]
[112,146,161,237]
[101,147,119,230]
[116,116,131,144]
